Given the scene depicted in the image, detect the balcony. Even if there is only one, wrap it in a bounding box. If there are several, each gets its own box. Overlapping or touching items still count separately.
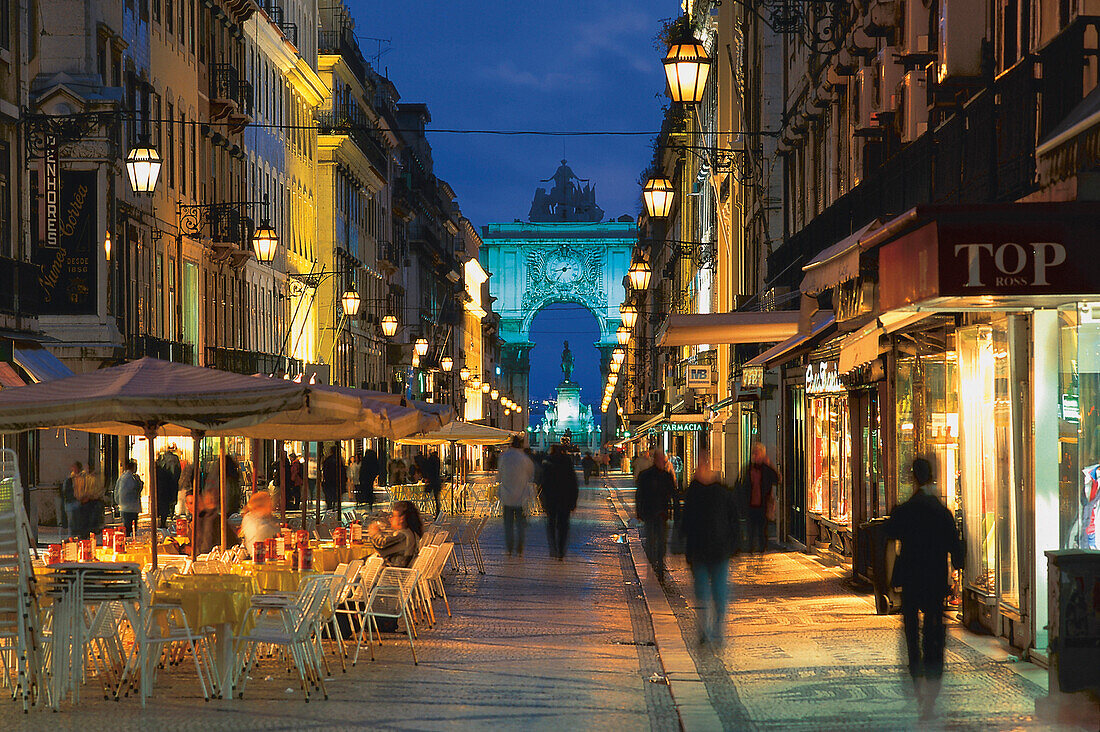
[0,256,38,315]
[205,346,302,377]
[127,335,194,364]
[209,64,254,131]
[316,107,389,177]
[318,28,367,82]
[261,2,298,47]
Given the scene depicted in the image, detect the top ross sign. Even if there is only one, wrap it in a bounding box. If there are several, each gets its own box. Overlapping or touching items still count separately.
[878,204,1100,311]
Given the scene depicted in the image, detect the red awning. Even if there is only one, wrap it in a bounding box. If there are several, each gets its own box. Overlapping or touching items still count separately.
[0,363,25,388]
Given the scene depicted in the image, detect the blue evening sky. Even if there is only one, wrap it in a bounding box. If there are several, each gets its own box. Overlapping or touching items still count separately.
[349,1,675,421]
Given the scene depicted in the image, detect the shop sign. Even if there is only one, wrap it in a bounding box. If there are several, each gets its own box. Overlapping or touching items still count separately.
[660,421,706,433]
[805,361,843,394]
[686,365,713,388]
[879,205,1100,310]
[33,169,97,315]
[833,278,873,322]
[741,364,764,389]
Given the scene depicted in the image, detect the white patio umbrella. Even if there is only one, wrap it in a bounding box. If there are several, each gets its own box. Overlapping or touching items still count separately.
[395,420,516,446]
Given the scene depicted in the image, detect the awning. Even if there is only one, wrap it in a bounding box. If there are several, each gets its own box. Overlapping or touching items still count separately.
[880,311,933,334]
[0,363,25,388]
[839,322,882,374]
[12,343,75,383]
[637,413,709,435]
[745,315,837,368]
[657,311,802,348]
[800,219,882,295]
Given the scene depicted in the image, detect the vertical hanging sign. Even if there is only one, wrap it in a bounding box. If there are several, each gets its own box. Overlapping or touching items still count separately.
[34,158,98,314]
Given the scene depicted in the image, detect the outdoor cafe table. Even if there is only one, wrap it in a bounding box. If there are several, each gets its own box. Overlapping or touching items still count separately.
[230,562,318,592]
[313,543,374,572]
[95,540,182,566]
[153,574,254,700]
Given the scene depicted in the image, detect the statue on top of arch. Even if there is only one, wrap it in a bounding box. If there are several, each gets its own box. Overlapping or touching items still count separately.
[529,160,605,223]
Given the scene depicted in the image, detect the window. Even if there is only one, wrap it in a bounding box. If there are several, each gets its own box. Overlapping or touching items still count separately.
[0,0,9,50]
[178,0,185,45]
[155,253,164,337]
[97,35,108,82]
[152,0,160,24]
[139,0,148,23]
[166,100,174,188]
[152,94,161,147]
[190,121,197,199]
[0,142,9,258]
[178,108,185,194]
[165,0,173,35]
[188,0,195,53]
[1059,304,1100,551]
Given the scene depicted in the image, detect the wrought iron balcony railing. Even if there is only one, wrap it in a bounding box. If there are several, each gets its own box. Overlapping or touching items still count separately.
[127,335,195,364]
[205,346,302,377]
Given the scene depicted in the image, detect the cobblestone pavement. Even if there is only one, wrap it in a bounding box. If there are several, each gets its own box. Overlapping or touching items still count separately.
[622,477,1083,731]
[5,486,673,732]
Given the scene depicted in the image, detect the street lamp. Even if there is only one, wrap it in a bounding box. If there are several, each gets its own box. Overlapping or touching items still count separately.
[252,221,279,263]
[612,347,626,365]
[610,359,622,374]
[515,405,522,414]
[490,389,499,401]
[459,366,471,382]
[381,314,399,337]
[616,326,630,346]
[481,382,491,394]
[642,177,675,218]
[628,258,653,290]
[103,230,112,261]
[340,288,361,316]
[125,138,163,194]
[441,355,453,372]
[663,27,712,105]
[414,338,429,357]
[620,303,638,329]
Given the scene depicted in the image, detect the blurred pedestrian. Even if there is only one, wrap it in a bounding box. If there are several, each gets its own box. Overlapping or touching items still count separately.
[636,450,676,581]
[498,436,535,556]
[114,459,143,537]
[540,444,579,560]
[347,454,360,500]
[155,458,178,528]
[581,451,597,486]
[886,457,963,719]
[735,443,780,554]
[419,451,442,517]
[80,460,106,535]
[193,489,239,556]
[61,461,84,538]
[633,448,653,486]
[359,448,380,511]
[240,490,280,558]
[321,445,346,512]
[682,449,739,647]
[287,453,303,508]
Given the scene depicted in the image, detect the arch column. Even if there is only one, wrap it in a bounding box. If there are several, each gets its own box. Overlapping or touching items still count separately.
[501,341,534,432]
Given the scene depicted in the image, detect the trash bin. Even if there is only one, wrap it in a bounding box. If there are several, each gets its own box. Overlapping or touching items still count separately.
[859,517,899,615]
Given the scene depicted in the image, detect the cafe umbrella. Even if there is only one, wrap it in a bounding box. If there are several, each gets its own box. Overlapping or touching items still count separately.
[0,357,355,566]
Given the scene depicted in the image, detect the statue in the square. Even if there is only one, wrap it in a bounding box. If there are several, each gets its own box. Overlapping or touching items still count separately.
[561,340,574,382]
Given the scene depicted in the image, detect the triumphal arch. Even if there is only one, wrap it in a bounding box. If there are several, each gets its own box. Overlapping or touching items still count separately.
[480,161,637,428]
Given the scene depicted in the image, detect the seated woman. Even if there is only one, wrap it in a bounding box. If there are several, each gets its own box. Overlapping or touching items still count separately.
[240,490,280,558]
[367,500,423,567]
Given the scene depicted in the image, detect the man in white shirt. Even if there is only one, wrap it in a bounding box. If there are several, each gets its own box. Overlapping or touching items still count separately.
[497,436,535,556]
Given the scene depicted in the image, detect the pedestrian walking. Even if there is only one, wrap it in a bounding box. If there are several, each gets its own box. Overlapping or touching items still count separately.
[682,449,740,647]
[581,451,597,486]
[886,457,962,719]
[287,453,303,508]
[633,448,653,485]
[735,443,780,554]
[498,436,535,556]
[321,445,346,512]
[61,461,84,538]
[347,454,361,502]
[155,458,178,528]
[80,461,106,536]
[359,448,380,511]
[114,459,143,537]
[539,443,579,560]
[419,451,442,517]
[636,450,676,580]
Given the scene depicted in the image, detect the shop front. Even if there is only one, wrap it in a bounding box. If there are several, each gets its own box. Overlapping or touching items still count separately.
[873,202,1100,653]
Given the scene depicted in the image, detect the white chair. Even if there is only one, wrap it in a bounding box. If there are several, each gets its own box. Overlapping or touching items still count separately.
[233,575,336,702]
[424,543,454,618]
[359,567,420,664]
[340,557,384,666]
[408,546,437,628]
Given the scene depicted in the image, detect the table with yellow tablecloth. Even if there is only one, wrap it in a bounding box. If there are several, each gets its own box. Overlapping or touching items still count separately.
[95,540,185,566]
[153,575,254,632]
[230,562,318,593]
[313,543,374,572]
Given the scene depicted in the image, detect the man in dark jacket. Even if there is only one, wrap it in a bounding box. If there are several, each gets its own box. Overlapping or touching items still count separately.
[193,489,240,556]
[359,449,381,511]
[636,450,676,580]
[540,444,579,560]
[155,461,178,528]
[321,446,346,512]
[735,443,780,554]
[421,451,442,516]
[682,449,739,646]
[885,457,962,719]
